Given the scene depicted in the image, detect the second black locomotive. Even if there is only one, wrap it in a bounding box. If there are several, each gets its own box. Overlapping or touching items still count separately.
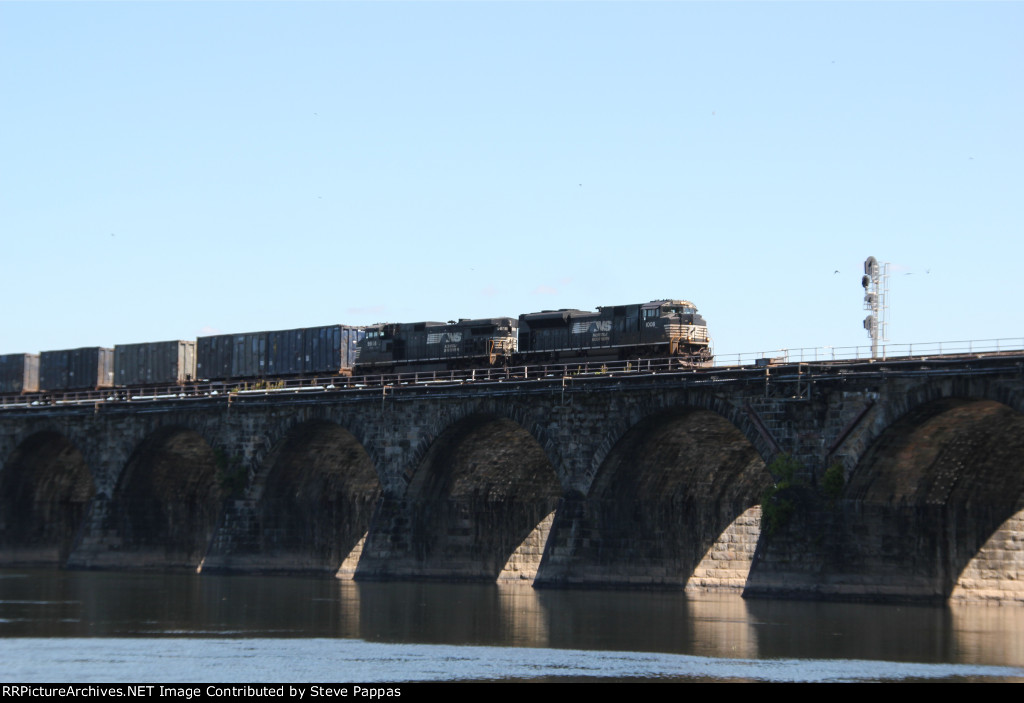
[355,317,518,372]
[352,299,711,372]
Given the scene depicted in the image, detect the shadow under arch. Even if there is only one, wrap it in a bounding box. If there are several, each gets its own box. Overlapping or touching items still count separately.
[102,425,225,569]
[0,431,95,566]
[535,407,770,589]
[841,398,1024,602]
[358,413,562,582]
[213,419,381,575]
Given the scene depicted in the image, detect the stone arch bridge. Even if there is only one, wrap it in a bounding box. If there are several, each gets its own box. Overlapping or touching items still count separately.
[1,353,1022,604]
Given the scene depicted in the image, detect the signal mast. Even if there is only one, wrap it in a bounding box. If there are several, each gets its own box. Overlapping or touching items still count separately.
[862,256,889,358]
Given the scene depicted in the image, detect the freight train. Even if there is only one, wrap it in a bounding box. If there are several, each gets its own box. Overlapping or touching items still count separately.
[0,300,711,393]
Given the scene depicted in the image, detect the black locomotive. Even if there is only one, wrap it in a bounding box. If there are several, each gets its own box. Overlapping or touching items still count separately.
[355,317,518,372]
[517,299,711,365]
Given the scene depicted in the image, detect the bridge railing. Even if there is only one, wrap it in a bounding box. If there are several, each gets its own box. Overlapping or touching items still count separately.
[0,358,698,409]
[711,337,1024,368]
[2,337,1022,410]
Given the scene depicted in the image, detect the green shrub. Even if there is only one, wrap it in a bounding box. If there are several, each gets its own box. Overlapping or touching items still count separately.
[214,448,247,496]
[760,453,803,536]
[822,461,845,502]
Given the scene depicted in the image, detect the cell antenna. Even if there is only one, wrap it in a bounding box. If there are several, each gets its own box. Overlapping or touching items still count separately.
[862,256,889,358]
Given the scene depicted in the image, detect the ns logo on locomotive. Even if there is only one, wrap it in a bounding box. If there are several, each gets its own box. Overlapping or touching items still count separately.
[0,300,711,393]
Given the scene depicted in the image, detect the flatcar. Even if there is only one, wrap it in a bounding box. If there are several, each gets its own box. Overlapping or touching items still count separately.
[517,299,711,366]
[355,317,518,373]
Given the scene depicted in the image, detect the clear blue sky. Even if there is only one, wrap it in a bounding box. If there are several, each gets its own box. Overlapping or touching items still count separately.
[2,1,1021,358]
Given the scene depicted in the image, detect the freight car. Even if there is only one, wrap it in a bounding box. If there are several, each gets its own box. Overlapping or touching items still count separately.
[39,347,115,390]
[197,325,363,382]
[517,299,712,366]
[0,354,39,394]
[114,340,196,386]
[355,317,518,373]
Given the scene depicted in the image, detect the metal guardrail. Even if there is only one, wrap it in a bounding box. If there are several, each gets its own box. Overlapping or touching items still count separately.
[2,337,1022,411]
[0,358,688,410]
[711,337,1024,368]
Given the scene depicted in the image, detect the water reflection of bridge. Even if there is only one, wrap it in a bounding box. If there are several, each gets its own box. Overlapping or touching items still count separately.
[1,351,1023,604]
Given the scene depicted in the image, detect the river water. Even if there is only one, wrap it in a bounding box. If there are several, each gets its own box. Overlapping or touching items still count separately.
[0,569,1021,682]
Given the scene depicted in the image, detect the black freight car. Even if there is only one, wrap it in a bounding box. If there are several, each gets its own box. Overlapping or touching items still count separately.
[0,353,40,394]
[115,340,197,386]
[355,317,518,372]
[517,299,712,365]
[197,325,364,382]
[39,347,115,390]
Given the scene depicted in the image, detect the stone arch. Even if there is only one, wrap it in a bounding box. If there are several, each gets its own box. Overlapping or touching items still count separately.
[214,419,382,575]
[396,397,565,490]
[582,390,773,491]
[360,410,562,582]
[843,396,1024,601]
[536,405,771,589]
[834,376,1024,477]
[103,425,227,569]
[0,430,95,565]
[243,409,383,495]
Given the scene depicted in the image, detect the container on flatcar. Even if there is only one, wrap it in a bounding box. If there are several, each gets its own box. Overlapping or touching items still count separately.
[197,325,363,381]
[39,347,114,390]
[0,353,40,393]
[114,341,197,387]
[355,317,517,371]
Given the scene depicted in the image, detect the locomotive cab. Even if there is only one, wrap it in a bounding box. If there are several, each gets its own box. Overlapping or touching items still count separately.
[356,323,405,365]
[642,299,711,359]
[643,300,707,326]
